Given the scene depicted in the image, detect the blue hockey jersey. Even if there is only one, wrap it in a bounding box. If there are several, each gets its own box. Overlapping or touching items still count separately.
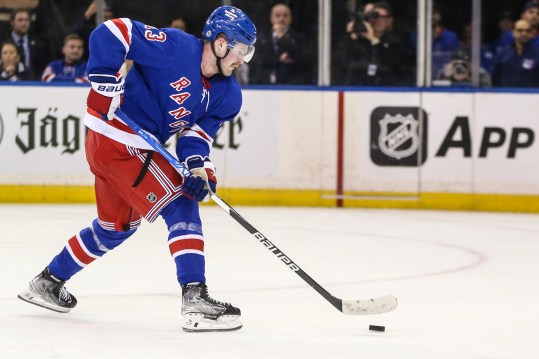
[84,18,243,161]
[41,60,89,83]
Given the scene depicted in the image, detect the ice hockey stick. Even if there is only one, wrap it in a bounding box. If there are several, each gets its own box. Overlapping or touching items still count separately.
[115,109,398,315]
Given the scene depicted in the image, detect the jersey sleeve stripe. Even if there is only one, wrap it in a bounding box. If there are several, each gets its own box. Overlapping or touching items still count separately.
[104,18,132,52]
[179,125,214,145]
[42,73,55,82]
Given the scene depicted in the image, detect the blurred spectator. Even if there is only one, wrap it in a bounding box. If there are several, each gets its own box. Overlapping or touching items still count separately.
[435,49,491,87]
[73,0,114,60]
[0,41,30,81]
[249,3,313,84]
[458,22,495,72]
[498,1,539,48]
[363,2,375,13]
[408,4,460,80]
[334,1,411,86]
[491,19,539,87]
[491,11,515,54]
[0,8,47,80]
[498,11,516,33]
[41,34,88,83]
[430,5,460,79]
[71,2,134,77]
[169,17,187,31]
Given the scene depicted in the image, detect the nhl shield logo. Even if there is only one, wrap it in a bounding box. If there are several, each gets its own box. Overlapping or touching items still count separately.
[370,107,428,166]
[378,113,419,160]
[146,192,157,203]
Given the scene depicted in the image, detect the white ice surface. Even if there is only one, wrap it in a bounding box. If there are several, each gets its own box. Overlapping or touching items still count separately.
[1,204,538,359]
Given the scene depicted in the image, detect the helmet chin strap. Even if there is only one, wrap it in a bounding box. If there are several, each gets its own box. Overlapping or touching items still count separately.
[211,41,231,76]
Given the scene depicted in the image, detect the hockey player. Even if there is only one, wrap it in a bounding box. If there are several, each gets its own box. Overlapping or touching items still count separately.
[18,6,256,332]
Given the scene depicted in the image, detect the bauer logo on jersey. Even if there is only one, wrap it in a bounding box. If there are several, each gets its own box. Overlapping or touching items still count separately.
[370,107,428,166]
[146,192,157,203]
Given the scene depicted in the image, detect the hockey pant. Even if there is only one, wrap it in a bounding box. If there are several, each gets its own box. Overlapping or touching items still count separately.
[48,130,205,284]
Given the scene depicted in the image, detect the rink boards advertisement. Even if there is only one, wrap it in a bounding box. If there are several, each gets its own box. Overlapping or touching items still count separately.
[345,91,539,194]
[0,83,538,211]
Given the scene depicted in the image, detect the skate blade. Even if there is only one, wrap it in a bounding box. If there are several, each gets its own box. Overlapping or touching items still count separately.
[17,288,70,313]
[182,313,242,332]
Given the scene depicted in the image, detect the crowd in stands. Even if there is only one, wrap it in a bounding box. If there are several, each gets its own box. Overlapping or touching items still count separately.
[1,0,539,88]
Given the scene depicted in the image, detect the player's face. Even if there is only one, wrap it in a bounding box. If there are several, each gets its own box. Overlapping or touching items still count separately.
[221,42,254,76]
[220,48,244,76]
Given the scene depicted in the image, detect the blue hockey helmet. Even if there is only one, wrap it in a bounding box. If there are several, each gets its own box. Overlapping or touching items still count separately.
[202,6,257,62]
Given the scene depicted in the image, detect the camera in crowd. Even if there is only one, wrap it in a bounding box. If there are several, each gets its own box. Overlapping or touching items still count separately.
[439,50,472,83]
[434,48,492,87]
[352,11,380,33]
[448,60,470,82]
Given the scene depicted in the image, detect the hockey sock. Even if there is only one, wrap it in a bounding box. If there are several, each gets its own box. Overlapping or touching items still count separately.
[160,196,205,285]
[167,222,206,285]
[48,219,136,281]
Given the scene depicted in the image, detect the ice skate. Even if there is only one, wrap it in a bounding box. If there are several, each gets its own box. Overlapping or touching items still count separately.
[18,267,77,313]
[181,282,242,332]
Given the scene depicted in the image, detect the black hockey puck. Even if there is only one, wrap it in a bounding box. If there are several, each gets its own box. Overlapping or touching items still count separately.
[369,325,385,332]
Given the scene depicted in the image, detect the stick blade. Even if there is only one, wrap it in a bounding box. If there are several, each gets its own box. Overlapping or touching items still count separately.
[341,295,398,315]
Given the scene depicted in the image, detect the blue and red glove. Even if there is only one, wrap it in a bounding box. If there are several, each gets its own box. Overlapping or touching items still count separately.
[181,155,217,202]
[87,72,124,120]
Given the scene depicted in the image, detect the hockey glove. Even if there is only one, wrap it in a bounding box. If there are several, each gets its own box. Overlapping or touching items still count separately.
[181,155,217,203]
[87,72,125,120]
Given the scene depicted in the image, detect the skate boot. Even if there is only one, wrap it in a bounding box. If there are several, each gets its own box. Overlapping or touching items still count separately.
[18,267,77,313]
[181,282,242,332]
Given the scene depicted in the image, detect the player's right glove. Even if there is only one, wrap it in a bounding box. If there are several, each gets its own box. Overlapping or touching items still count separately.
[181,155,217,203]
[87,72,125,120]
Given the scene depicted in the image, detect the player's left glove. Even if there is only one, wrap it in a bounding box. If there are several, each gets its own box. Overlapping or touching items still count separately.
[87,72,125,120]
[181,155,217,203]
